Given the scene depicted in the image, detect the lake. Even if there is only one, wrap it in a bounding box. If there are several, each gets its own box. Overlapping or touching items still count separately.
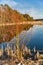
[0,25,43,50]
[27,25,43,50]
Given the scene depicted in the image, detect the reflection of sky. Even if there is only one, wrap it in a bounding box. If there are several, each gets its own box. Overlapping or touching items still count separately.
[28,25,43,50]
[9,28,33,45]
[0,42,7,49]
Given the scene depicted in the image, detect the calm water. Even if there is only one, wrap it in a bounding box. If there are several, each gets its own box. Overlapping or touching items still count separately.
[0,25,43,50]
[27,25,43,50]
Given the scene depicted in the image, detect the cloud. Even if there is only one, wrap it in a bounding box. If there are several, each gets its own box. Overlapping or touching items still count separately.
[0,0,17,8]
[0,0,43,19]
[27,8,43,19]
[17,0,43,19]
[17,7,43,19]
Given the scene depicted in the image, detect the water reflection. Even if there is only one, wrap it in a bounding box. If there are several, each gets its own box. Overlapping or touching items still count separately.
[28,25,43,50]
[0,25,43,50]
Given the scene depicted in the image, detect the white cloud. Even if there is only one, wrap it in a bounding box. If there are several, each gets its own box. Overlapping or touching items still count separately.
[0,0,43,19]
[27,8,43,19]
[18,7,43,19]
[20,8,43,19]
[0,0,17,8]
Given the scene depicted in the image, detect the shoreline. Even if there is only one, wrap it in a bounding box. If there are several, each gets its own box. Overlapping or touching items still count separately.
[0,21,43,26]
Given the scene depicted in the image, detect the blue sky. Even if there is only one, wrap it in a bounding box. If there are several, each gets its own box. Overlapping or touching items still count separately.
[0,0,43,19]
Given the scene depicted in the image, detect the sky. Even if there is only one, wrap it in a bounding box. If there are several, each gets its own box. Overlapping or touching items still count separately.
[0,0,43,19]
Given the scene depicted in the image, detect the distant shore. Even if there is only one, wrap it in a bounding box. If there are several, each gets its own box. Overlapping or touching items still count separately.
[0,21,43,26]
